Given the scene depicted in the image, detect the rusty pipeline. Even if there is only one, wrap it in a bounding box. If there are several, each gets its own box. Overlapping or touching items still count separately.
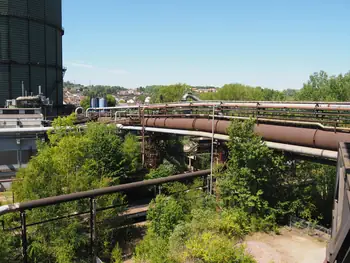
[142,117,350,151]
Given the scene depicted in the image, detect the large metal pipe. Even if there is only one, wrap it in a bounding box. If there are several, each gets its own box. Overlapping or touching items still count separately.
[141,117,350,151]
[125,113,350,132]
[0,127,52,134]
[119,125,338,160]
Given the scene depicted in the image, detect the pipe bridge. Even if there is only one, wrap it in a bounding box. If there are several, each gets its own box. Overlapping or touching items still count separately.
[86,101,350,161]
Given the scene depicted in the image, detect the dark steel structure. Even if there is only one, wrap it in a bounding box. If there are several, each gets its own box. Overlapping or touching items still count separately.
[0,0,64,106]
[327,143,350,263]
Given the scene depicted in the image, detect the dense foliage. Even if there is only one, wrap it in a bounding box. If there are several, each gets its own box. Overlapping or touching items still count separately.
[217,119,336,225]
[217,119,286,217]
[143,70,350,103]
[200,70,350,102]
[199,83,285,101]
[1,69,345,262]
[145,84,191,103]
[296,71,350,101]
[72,70,350,106]
[64,81,126,96]
[134,118,336,262]
[0,115,142,263]
[133,182,275,263]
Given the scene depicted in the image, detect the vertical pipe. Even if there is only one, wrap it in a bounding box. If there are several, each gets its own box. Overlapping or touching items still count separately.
[19,145,22,169]
[21,81,24,97]
[17,149,20,168]
[20,211,28,263]
[90,198,97,263]
[141,110,145,166]
[210,106,215,194]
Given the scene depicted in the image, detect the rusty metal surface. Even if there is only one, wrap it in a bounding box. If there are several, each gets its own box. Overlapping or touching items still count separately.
[142,118,350,151]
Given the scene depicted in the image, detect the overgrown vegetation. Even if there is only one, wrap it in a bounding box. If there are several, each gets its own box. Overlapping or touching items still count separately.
[1,69,343,262]
[0,115,142,263]
[133,183,272,262]
[134,118,336,262]
[145,70,350,103]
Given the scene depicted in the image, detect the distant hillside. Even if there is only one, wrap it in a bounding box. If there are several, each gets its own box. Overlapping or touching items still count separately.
[64,81,126,97]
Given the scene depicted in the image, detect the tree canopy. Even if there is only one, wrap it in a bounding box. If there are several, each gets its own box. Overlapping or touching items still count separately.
[0,115,142,263]
[200,83,286,101]
[147,84,192,103]
[296,71,350,101]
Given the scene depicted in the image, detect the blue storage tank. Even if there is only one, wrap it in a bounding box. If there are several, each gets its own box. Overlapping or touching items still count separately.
[90,97,96,108]
[95,98,99,108]
[99,97,106,108]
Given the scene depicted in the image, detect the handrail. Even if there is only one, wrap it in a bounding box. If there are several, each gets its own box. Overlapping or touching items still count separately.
[0,169,210,216]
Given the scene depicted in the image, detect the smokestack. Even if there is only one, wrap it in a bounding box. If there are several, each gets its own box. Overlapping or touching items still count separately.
[21,81,24,96]
[38,85,42,95]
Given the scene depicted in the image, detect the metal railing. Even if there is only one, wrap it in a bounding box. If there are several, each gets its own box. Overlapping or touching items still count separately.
[0,169,210,263]
[326,143,350,263]
[289,215,331,240]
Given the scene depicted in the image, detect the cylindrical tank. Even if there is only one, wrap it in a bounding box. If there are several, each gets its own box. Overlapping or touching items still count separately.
[90,97,96,108]
[0,0,64,106]
[95,98,99,108]
[99,97,106,108]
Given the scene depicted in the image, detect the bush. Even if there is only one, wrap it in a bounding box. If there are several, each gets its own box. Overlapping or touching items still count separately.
[111,243,123,263]
[183,231,256,263]
[134,230,171,263]
[147,195,185,239]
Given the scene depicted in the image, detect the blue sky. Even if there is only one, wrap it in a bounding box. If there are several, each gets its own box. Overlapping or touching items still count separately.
[62,0,350,90]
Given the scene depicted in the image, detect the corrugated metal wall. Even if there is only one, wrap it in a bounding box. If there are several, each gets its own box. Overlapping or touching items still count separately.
[0,0,63,106]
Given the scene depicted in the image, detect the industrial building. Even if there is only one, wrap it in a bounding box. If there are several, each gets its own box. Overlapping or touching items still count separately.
[0,0,64,107]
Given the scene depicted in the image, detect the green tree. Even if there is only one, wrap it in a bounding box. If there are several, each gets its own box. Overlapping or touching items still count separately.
[147,195,185,239]
[8,115,129,263]
[107,94,116,106]
[80,96,90,110]
[150,84,192,103]
[296,70,350,101]
[217,119,286,216]
[199,83,286,101]
[145,162,176,180]
[134,187,257,263]
[122,133,141,174]
[216,118,336,225]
